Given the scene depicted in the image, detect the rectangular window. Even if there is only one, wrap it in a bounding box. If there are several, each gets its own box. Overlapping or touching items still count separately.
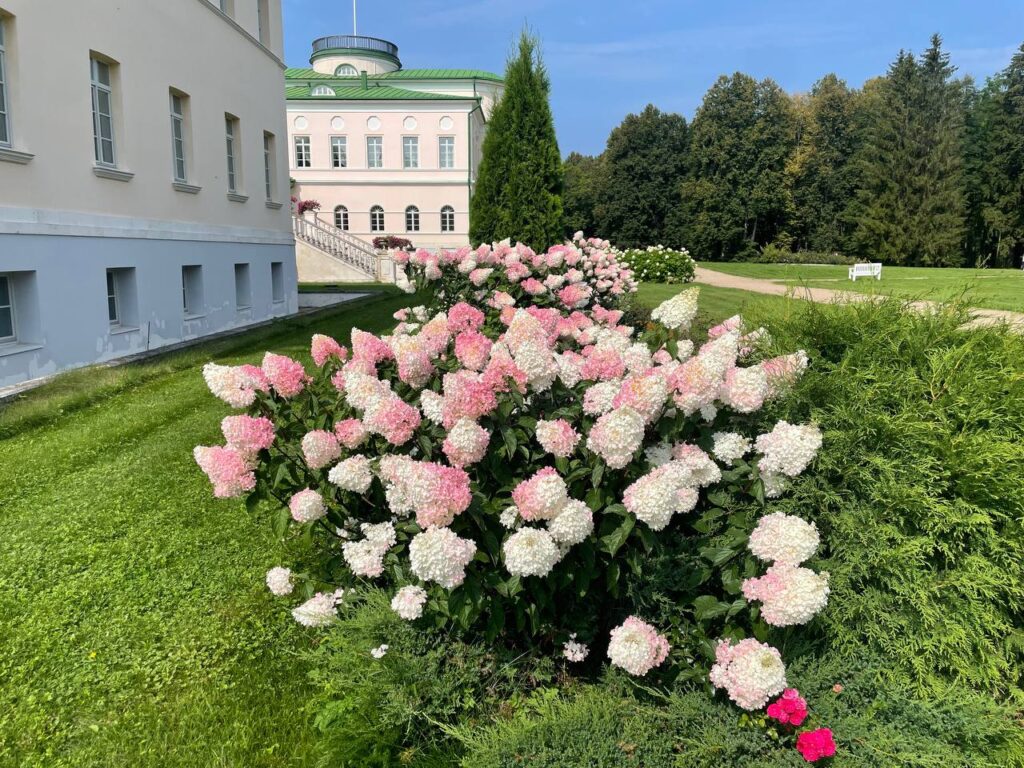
[225,115,239,192]
[0,274,14,341]
[294,135,310,168]
[402,136,419,169]
[263,131,275,201]
[256,0,270,45]
[439,136,455,169]
[271,261,284,303]
[234,263,251,309]
[169,91,187,182]
[90,56,116,166]
[181,265,204,317]
[366,136,383,168]
[0,17,10,148]
[106,269,120,326]
[330,136,347,168]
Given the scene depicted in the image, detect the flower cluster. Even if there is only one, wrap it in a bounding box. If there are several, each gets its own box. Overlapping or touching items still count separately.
[766,688,808,726]
[742,564,830,627]
[619,244,696,284]
[607,616,670,676]
[796,729,837,763]
[709,638,788,710]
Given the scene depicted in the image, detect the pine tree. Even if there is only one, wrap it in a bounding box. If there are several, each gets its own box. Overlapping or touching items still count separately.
[597,105,688,248]
[469,32,564,249]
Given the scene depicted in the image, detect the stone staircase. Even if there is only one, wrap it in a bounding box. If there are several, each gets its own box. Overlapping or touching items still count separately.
[292,214,380,280]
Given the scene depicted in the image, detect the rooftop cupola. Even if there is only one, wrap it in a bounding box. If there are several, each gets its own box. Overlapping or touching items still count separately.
[309,35,401,76]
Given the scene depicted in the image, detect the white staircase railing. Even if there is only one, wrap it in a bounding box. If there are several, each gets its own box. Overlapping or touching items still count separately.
[292,215,379,277]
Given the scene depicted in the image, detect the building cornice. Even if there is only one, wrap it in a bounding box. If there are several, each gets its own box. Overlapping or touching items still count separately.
[197,0,286,70]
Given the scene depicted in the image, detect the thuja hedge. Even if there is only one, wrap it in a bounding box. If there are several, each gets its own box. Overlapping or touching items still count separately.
[753,299,1024,695]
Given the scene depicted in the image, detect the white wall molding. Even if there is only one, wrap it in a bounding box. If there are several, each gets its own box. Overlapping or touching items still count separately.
[0,206,295,245]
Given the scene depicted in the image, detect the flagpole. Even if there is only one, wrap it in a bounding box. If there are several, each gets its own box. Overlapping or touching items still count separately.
[353,0,357,35]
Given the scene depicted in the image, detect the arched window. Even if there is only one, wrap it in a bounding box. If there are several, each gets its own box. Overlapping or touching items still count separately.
[440,205,455,233]
[370,205,385,232]
[334,205,349,231]
[310,84,336,97]
[405,205,420,233]
[334,64,358,77]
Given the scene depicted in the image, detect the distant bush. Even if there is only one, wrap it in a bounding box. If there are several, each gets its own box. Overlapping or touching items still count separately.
[758,244,854,265]
[620,244,696,283]
[372,235,414,251]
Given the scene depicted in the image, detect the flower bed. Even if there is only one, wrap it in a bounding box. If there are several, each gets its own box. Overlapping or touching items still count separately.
[620,244,696,283]
[196,241,835,761]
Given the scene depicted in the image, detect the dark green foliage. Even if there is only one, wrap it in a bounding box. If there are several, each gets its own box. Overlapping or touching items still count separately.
[850,36,967,266]
[595,105,689,248]
[757,243,854,264]
[562,151,606,238]
[670,74,797,260]
[456,653,1024,767]
[470,32,563,249]
[754,299,1024,695]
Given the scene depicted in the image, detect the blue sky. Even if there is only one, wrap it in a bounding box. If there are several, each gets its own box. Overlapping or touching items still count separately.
[282,0,1024,156]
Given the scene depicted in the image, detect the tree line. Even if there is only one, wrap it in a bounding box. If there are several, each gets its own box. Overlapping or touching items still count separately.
[564,36,1024,268]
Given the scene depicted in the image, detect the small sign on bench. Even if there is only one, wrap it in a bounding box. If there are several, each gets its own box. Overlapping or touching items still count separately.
[848,263,882,281]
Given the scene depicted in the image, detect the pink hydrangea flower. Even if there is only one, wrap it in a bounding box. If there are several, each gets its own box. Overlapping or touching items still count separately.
[262,352,309,398]
[454,330,493,371]
[334,418,368,449]
[535,419,580,458]
[441,370,499,428]
[448,302,485,333]
[606,616,670,676]
[363,396,421,446]
[289,488,326,523]
[709,638,787,710]
[220,415,275,454]
[512,467,568,521]
[742,564,830,627]
[378,456,472,528]
[301,429,341,469]
[351,328,394,366]
[442,418,491,467]
[796,729,836,762]
[193,445,256,498]
[521,277,547,296]
[311,334,348,367]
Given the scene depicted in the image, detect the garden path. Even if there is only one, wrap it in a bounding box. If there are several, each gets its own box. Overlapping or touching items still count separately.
[693,266,1024,332]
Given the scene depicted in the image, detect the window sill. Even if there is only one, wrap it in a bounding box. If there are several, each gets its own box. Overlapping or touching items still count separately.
[0,342,44,358]
[265,200,283,210]
[93,165,135,182]
[172,181,202,195]
[109,325,140,336]
[227,192,249,203]
[0,146,34,165]
[237,305,252,313]
[183,313,207,321]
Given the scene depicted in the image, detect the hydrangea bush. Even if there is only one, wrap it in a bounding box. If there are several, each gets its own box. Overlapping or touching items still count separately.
[619,244,696,284]
[195,254,832,755]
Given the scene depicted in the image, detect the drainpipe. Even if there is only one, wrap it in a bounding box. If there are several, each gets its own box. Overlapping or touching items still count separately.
[361,70,368,89]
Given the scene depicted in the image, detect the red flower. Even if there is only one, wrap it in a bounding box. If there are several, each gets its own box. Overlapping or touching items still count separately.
[796,728,836,762]
[766,688,808,726]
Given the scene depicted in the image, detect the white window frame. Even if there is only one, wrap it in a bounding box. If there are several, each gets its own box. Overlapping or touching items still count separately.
[405,205,420,233]
[366,136,383,169]
[294,135,310,169]
[334,205,349,231]
[169,91,187,182]
[438,136,455,169]
[402,136,419,169]
[330,135,347,168]
[263,131,275,201]
[0,274,15,343]
[90,57,116,167]
[181,265,203,317]
[0,17,11,149]
[225,115,239,193]
[441,205,455,233]
[106,269,120,327]
[256,0,269,45]
[311,84,335,97]
[370,205,385,232]
[334,64,358,76]
[271,261,285,304]
[234,262,251,310]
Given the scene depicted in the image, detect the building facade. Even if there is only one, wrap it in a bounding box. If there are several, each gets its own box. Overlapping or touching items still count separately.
[286,36,504,253]
[0,0,297,390]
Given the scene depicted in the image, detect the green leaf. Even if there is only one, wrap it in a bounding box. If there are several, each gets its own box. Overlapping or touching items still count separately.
[693,595,728,620]
[591,461,604,489]
[600,514,635,556]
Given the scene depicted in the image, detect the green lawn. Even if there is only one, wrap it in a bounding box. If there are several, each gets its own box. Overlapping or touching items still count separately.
[298,281,401,294]
[635,282,796,326]
[698,262,1024,313]
[0,293,418,767]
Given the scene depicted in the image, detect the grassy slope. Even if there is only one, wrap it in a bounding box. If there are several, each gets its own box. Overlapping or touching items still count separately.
[0,293,417,768]
[697,262,1024,313]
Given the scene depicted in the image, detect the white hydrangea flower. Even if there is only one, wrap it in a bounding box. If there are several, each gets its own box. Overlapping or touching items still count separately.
[547,499,594,546]
[371,644,389,658]
[420,390,445,425]
[499,505,521,530]
[748,512,820,565]
[291,590,343,627]
[328,454,374,494]
[408,527,477,589]
[651,289,699,331]
[586,407,645,469]
[265,566,294,596]
[562,633,589,663]
[606,617,670,676]
[391,585,428,620]
[712,432,751,464]
[755,421,823,478]
[742,564,830,626]
[709,638,787,710]
[503,527,562,577]
[644,442,673,468]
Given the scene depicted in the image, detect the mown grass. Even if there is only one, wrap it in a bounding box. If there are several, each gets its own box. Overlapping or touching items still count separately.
[0,292,419,767]
[698,262,1024,312]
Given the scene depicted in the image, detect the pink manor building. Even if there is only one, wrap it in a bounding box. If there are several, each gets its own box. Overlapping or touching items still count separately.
[285,35,504,280]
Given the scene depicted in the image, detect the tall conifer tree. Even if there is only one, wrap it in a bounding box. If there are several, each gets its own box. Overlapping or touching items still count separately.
[469,32,564,249]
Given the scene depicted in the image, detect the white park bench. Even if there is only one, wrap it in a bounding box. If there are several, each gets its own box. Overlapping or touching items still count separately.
[848,262,882,281]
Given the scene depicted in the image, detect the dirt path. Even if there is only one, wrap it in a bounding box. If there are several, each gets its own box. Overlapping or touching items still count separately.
[694,266,1024,332]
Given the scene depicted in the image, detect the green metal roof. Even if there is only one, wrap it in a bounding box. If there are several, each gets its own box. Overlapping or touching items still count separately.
[284,67,503,83]
[285,84,478,101]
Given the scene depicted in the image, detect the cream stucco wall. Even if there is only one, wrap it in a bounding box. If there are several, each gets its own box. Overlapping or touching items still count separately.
[0,0,291,232]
